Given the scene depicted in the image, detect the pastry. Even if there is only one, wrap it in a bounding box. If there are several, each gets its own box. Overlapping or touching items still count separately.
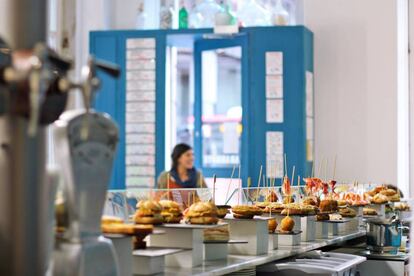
[101,215,124,225]
[380,189,397,197]
[302,197,318,207]
[255,202,270,209]
[339,207,357,218]
[371,193,388,204]
[159,200,183,223]
[280,216,295,232]
[204,225,229,242]
[281,203,317,216]
[337,199,347,208]
[134,200,163,225]
[316,213,330,221]
[319,199,338,213]
[231,205,263,219]
[394,202,410,211]
[363,207,378,216]
[268,219,277,233]
[216,205,231,218]
[185,201,219,225]
[263,202,285,213]
[329,214,343,221]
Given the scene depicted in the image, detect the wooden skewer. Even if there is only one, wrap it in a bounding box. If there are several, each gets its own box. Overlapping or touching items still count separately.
[213,174,217,204]
[167,172,171,201]
[284,153,288,176]
[225,165,236,205]
[257,165,263,191]
[187,191,191,207]
[317,157,324,178]
[332,155,337,180]
[193,190,195,205]
[238,164,241,205]
[247,177,252,203]
[289,166,295,204]
[199,171,203,188]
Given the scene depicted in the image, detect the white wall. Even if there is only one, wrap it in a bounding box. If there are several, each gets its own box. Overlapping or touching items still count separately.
[304,0,399,185]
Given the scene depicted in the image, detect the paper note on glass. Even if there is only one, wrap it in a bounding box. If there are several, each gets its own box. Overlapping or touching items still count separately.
[306,71,314,116]
[306,117,314,140]
[266,75,283,98]
[266,131,284,178]
[266,52,283,75]
[266,155,284,178]
[266,131,284,155]
[266,99,284,123]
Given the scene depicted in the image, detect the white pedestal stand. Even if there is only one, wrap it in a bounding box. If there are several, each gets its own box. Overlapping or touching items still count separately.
[132,247,186,275]
[204,242,228,261]
[300,216,316,241]
[268,233,278,250]
[225,216,269,255]
[277,231,302,246]
[105,234,133,276]
[148,223,226,267]
[371,204,386,217]
[315,221,329,239]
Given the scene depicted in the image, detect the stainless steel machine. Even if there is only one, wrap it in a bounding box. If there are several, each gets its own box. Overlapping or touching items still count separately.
[52,57,121,276]
[0,27,72,276]
[0,1,122,275]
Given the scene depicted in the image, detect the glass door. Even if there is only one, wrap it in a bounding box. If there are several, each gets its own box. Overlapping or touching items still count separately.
[193,34,248,178]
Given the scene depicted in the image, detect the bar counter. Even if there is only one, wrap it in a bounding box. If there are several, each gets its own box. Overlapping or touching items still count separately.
[160,231,365,276]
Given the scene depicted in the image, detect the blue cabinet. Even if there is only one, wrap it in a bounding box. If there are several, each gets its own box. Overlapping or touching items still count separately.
[90,26,313,189]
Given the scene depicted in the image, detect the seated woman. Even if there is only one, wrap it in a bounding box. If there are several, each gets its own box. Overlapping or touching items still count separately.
[158,143,207,189]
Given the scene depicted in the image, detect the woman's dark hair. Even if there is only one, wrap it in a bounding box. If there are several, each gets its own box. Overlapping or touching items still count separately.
[171,143,192,170]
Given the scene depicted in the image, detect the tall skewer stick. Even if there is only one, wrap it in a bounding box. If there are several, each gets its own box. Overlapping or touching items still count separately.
[260,174,266,203]
[289,166,295,204]
[317,157,324,178]
[284,154,288,176]
[257,165,263,190]
[193,190,196,205]
[213,174,217,204]
[247,177,252,203]
[332,155,337,180]
[167,172,171,201]
[238,164,241,205]
[225,165,236,204]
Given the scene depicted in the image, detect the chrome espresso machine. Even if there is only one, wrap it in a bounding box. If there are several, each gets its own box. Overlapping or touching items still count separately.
[0,1,122,275]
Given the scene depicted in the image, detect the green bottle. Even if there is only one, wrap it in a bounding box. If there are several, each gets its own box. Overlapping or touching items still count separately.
[179,2,188,29]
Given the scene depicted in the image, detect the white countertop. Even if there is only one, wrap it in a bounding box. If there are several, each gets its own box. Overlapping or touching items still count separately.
[160,231,365,276]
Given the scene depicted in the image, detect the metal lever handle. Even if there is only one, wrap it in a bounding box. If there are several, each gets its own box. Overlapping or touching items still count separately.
[47,51,72,72]
[94,59,120,78]
[79,56,120,140]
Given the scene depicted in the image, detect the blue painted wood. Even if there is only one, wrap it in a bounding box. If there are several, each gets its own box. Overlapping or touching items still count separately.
[90,33,124,189]
[245,26,313,186]
[90,26,313,189]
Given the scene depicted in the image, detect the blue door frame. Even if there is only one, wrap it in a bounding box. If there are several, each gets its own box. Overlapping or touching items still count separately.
[193,34,249,180]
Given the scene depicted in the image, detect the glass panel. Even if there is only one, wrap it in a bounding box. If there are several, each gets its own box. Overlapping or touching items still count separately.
[175,48,194,146]
[201,47,242,168]
[166,46,194,170]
